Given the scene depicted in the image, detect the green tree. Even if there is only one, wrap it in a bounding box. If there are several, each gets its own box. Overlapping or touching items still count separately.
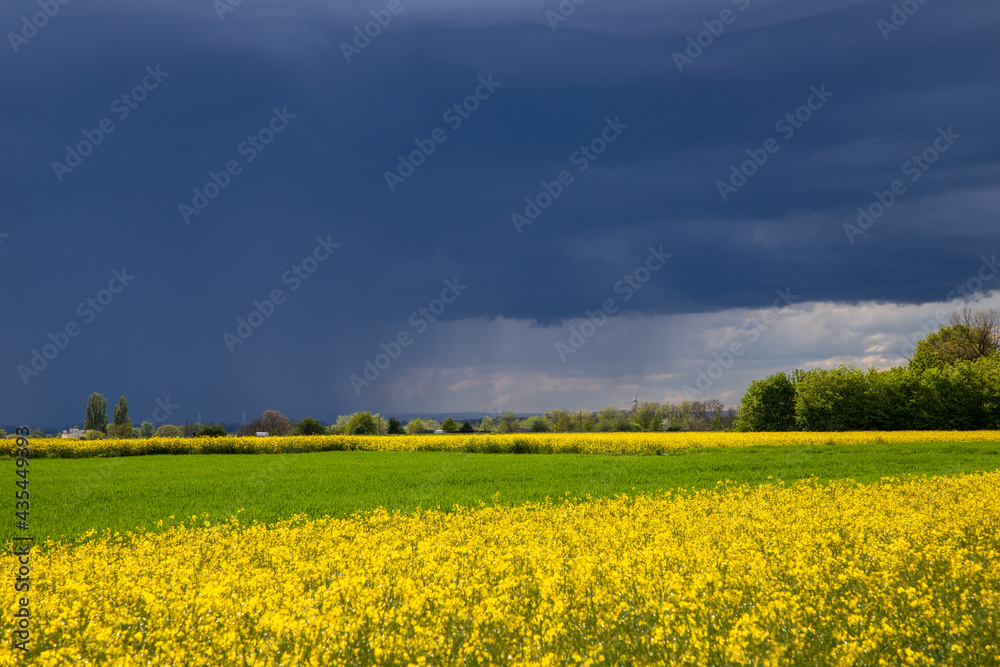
[735,372,797,432]
[83,430,105,440]
[522,416,552,432]
[85,393,108,434]
[441,418,459,433]
[386,417,405,435]
[459,420,474,433]
[545,409,576,432]
[139,421,155,438]
[479,416,495,433]
[496,412,519,433]
[250,410,293,436]
[910,308,1000,371]
[294,417,326,436]
[345,412,379,435]
[109,396,132,438]
[197,423,228,437]
[113,396,129,426]
[405,418,425,434]
[155,424,182,437]
[633,402,662,431]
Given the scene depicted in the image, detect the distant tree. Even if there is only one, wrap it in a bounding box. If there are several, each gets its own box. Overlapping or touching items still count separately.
[458,419,474,433]
[155,424,183,438]
[596,411,637,432]
[479,416,495,433]
[423,419,442,432]
[197,423,228,437]
[633,402,662,431]
[139,421,155,438]
[575,410,597,431]
[83,430,105,440]
[910,308,1000,372]
[386,417,405,435]
[735,372,797,432]
[594,407,636,432]
[113,396,129,427]
[344,412,379,435]
[249,410,293,436]
[441,418,459,433]
[496,412,519,433]
[545,409,576,432]
[522,416,552,433]
[108,396,132,437]
[236,424,256,437]
[405,418,425,434]
[0,429,5,438]
[131,427,141,438]
[294,417,326,436]
[183,422,201,437]
[85,393,108,434]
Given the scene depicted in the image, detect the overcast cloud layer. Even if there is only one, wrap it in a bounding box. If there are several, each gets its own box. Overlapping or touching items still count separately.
[2,0,998,425]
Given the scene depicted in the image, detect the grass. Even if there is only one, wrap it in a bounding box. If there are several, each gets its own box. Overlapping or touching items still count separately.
[6,441,999,547]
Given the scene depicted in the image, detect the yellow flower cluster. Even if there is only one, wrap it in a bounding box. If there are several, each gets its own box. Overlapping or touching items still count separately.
[3,473,999,666]
[8,430,1000,459]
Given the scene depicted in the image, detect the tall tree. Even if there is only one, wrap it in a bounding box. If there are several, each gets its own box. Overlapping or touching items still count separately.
[110,396,132,438]
[249,410,293,436]
[85,393,108,434]
[113,396,129,426]
[910,307,1000,371]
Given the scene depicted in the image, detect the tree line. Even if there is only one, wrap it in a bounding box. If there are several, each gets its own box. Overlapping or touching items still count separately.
[736,308,1000,431]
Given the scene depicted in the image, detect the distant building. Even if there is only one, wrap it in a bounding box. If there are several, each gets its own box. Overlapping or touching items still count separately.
[61,429,86,439]
[433,429,445,434]
[256,432,270,437]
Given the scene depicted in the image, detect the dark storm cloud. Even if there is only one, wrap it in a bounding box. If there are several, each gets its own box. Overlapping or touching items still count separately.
[2,0,998,422]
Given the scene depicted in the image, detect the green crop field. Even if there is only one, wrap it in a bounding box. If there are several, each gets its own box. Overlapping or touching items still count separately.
[6,441,1000,547]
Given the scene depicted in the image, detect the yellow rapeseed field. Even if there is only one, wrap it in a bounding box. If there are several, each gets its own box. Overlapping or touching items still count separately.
[3,473,999,666]
[8,430,1000,459]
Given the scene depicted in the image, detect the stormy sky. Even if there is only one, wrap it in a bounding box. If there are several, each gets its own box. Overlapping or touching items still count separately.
[3,0,999,426]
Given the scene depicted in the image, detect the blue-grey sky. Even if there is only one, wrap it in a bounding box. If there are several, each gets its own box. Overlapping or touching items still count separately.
[3,0,999,426]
